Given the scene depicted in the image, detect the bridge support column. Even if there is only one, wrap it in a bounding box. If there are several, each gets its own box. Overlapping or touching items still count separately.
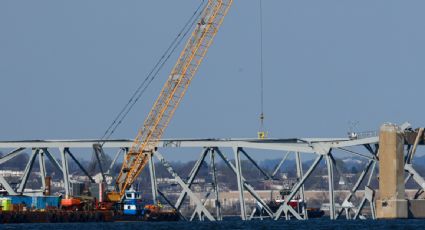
[376,124,408,219]
[210,149,222,220]
[326,153,336,220]
[60,147,71,199]
[149,152,158,205]
[296,152,307,219]
[233,147,247,220]
[38,150,47,191]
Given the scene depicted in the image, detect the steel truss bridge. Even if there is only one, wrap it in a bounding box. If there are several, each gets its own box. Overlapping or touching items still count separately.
[0,124,425,221]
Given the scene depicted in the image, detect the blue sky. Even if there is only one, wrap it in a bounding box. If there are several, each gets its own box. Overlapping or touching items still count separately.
[1,0,425,145]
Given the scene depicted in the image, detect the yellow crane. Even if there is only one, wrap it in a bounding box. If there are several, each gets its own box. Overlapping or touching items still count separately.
[109,0,233,200]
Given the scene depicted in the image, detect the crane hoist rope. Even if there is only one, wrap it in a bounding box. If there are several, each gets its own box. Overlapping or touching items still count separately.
[88,1,207,193]
[258,0,267,140]
[98,0,207,145]
[110,0,234,200]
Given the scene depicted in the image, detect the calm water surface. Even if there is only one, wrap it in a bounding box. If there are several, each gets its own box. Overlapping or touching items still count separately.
[1,219,425,230]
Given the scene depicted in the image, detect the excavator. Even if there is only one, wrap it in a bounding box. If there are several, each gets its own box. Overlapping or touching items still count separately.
[102,0,234,214]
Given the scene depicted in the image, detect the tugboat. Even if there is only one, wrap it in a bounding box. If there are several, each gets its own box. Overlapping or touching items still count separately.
[123,189,146,216]
[115,189,179,222]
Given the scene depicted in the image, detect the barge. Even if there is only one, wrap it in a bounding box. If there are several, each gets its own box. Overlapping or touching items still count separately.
[0,210,179,224]
[0,190,179,224]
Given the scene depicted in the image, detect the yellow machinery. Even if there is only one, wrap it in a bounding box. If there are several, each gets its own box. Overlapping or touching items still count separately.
[109,0,233,200]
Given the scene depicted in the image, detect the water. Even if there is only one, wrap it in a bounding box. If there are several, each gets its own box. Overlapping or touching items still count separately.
[1,219,425,230]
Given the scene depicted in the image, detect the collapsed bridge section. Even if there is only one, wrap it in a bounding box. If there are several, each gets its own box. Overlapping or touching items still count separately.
[0,123,425,220]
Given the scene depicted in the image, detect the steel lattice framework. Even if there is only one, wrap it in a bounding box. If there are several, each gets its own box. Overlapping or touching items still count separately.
[1,125,425,221]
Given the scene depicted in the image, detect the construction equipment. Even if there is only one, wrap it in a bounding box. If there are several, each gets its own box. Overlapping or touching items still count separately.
[61,196,97,211]
[109,0,233,200]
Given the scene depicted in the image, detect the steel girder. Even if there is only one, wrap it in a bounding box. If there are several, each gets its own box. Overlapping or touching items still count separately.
[1,128,425,221]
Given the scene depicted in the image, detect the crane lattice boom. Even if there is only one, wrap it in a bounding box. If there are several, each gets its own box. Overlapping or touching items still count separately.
[115,0,233,197]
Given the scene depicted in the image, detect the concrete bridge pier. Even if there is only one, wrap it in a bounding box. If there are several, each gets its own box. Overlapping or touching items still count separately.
[376,124,408,219]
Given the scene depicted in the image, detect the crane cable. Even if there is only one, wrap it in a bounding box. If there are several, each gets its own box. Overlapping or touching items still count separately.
[258,0,266,139]
[99,0,207,145]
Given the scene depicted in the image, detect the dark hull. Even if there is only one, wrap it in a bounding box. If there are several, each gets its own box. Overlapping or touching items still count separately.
[114,211,179,222]
[0,210,179,224]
